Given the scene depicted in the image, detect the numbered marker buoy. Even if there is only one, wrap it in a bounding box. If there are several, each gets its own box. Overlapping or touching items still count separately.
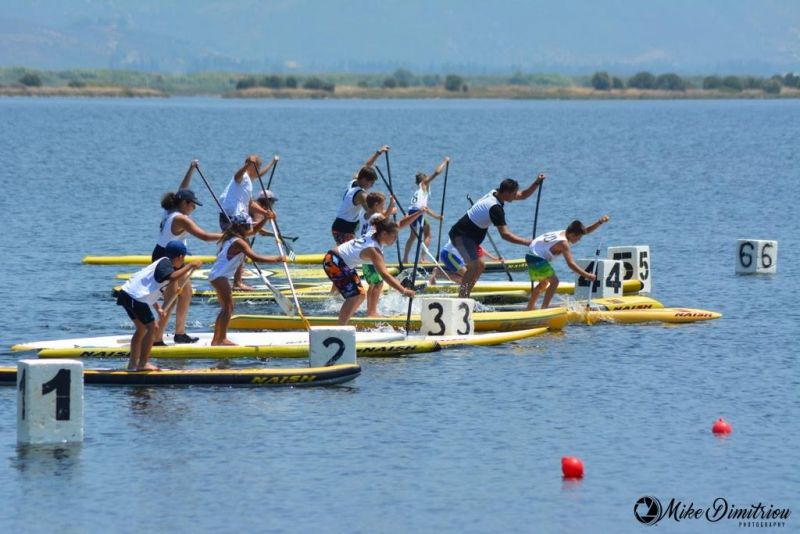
[420,298,475,336]
[607,245,651,294]
[17,359,84,445]
[736,239,777,274]
[308,326,356,367]
[574,259,624,300]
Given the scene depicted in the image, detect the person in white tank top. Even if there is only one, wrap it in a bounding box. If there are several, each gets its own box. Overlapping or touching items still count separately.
[330,145,390,245]
[208,214,287,346]
[402,157,449,263]
[219,154,279,291]
[117,240,203,371]
[526,216,609,310]
[152,161,223,346]
[323,218,416,325]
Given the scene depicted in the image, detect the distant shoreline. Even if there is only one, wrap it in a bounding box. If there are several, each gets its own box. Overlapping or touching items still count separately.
[2,85,799,100]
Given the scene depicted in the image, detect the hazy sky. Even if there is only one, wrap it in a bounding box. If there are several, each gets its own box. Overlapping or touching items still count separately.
[2,0,799,73]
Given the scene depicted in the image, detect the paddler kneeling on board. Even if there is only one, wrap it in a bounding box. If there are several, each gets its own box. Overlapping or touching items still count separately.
[449,176,545,297]
[210,214,287,346]
[116,241,203,371]
[526,216,609,310]
[323,218,416,325]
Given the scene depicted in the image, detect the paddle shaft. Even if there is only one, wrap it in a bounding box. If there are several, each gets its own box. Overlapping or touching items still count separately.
[586,238,603,310]
[381,152,404,271]
[531,181,542,239]
[436,161,449,257]
[253,160,310,328]
[195,164,292,314]
[466,194,514,282]
[405,213,425,335]
[162,267,197,315]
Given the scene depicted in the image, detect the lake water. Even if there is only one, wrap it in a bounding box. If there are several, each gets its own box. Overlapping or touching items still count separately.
[0,97,797,533]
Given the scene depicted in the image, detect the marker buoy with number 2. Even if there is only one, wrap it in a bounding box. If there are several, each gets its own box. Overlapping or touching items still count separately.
[712,418,732,435]
[561,456,584,479]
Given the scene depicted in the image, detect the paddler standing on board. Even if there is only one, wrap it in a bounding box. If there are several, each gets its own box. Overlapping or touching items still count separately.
[526,217,609,310]
[117,241,203,371]
[323,218,416,325]
[401,158,449,263]
[152,160,222,346]
[219,154,278,290]
[330,145,390,245]
[449,176,545,297]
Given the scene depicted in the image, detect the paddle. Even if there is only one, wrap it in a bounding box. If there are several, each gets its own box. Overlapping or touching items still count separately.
[253,159,310,330]
[195,164,295,316]
[586,238,603,313]
[466,194,514,282]
[436,160,450,258]
[531,175,543,239]
[162,266,198,317]
[405,213,425,336]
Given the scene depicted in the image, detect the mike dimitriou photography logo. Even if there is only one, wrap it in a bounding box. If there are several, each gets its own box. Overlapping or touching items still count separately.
[633,496,791,528]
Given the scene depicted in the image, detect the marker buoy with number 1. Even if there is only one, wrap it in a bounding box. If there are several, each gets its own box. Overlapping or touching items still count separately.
[562,456,584,479]
[712,418,732,435]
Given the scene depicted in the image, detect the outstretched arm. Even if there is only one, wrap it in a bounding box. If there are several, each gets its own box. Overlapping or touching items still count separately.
[178,216,222,242]
[234,238,287,264]
[422,157,450,186]
[397,209,425,229]
[562,246,596,280]
[178,160,199,190]
[585,215,609,234]
[361,145,390,171]
[423,206,443,221]
[364,249,415,296]
[497,225,533,246]
[255,155,279,178]
[515,173,546,200]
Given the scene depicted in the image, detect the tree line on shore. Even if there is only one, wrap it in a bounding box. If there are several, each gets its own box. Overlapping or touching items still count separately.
[588,71,799,94]
[4,67,799,96]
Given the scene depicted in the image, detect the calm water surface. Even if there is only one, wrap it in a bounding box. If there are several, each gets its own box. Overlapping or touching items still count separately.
[0,98,797,533]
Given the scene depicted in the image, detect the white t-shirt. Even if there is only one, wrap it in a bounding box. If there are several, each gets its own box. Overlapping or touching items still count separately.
[529,231,567,261]
[220,172,253,217]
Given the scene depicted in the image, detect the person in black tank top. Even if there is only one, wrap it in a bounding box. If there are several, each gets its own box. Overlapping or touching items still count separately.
[449,175,545,297]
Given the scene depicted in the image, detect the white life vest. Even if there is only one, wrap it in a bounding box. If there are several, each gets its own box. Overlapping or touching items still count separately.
[409,185,429,211]
[220,172,253,218]
[208,237,246,281]
[336,235,383,268]
[335,181,364,223]
[529,230,567,261]
[157,211,189,248]
[121,258,172,305]
[466,190,502,229]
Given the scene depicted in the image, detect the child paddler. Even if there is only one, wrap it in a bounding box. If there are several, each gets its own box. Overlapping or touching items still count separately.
[448,175,545,297]
[152,160,222,346]
[117,241,202,371]
[428,241,501,286]
[219,155,277,291]
[323,219,416,325]
[209,214,287,346]
[401,157,449,263]
[359,192,426,317]
[330,145,390,245]
[526,216,609,310]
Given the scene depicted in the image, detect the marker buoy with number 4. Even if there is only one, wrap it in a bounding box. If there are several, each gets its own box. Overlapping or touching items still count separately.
[561,456,584,479]
[712,418,732,435]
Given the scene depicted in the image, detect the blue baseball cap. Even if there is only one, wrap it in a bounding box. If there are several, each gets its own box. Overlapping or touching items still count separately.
[165,240,188,258]
[230,214,253,226]
[175,188,202,206]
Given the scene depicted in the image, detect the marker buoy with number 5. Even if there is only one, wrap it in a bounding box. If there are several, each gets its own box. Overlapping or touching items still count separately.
[561,456,584,478]
[712,418,732,435]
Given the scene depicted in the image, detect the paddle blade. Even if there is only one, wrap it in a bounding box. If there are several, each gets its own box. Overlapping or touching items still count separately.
[259,272,296,315]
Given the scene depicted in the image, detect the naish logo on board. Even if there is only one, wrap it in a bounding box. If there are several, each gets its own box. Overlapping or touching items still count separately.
[674,312,713,318]
[633,496,791,527]
[251,375,316,384]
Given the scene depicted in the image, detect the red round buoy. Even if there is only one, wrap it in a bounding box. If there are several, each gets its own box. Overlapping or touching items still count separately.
[712,418,732,435]
[562,456,584,478]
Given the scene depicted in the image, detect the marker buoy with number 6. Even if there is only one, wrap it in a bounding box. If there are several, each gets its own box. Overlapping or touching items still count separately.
[561,456,584,479]
[712,418,732,435]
